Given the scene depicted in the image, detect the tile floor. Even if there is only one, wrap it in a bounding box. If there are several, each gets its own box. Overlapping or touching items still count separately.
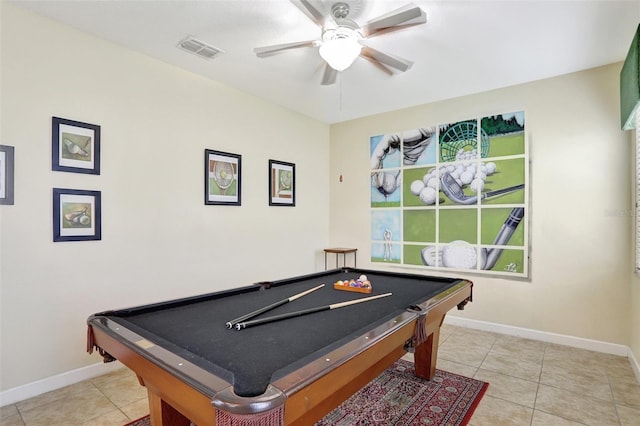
[1,325,639,425]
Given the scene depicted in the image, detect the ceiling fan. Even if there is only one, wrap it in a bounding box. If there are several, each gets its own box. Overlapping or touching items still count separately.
[254,0,427,85]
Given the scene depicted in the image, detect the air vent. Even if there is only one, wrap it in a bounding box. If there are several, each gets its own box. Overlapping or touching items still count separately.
[177,36,224,60]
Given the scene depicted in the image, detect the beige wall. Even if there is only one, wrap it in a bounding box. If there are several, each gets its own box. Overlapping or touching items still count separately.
[632,269,640,367]
[330,63,633,347]
[632,122,640,366]
[0,4,330,391]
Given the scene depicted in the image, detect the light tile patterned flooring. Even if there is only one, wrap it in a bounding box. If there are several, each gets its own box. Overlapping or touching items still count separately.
[2,325,639,425]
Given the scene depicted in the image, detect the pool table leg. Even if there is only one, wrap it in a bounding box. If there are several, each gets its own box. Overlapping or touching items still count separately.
[413,325,441,380]
[148,389,191,426]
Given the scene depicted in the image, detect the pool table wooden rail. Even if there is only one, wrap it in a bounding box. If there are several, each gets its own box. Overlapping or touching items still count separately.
[87,277,472,426]
[88,320,219,426]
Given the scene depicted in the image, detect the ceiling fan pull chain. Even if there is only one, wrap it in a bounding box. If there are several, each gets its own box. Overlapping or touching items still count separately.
[339,76,343,112]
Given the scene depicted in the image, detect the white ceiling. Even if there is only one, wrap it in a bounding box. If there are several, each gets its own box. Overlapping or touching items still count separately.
[11,0,640,124]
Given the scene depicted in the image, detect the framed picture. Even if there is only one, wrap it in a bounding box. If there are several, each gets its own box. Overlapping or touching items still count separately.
[53,188,102,242]
[205,149,241,206]
[52,116,101,174]
[0,145,15,205]
[269,159,295,206]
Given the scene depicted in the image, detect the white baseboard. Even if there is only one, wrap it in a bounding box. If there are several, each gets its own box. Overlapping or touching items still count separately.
[444,316,630,357]
[448,317,640,383]
[0,361,123,407]
[2,318,638,407]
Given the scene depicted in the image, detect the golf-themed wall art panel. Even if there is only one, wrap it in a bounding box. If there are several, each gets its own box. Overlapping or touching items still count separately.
[370,111,528,277]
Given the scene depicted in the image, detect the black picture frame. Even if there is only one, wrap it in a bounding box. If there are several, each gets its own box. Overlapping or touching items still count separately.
[0,145,15,205]
[269,159,295,206]
[52,116,101,175]
[53,188,102,242]
[204,149,242,206]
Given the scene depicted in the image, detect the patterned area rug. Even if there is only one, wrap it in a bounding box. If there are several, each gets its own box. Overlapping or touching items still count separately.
[124,359,488,426]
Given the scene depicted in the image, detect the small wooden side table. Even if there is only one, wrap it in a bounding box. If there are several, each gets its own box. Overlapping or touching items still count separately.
[323,248,358,270]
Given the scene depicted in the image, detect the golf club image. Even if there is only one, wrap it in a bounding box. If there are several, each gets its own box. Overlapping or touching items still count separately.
[440,172,524,205]
[421,207,525,270]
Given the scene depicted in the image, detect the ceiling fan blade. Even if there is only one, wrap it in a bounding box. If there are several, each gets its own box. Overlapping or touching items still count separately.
[363,21,426,39]
[361,4,427,37]
[254,40,317,57]
[361,46,413,73]
[360,53,394,76]
[290,0,326,28]
[321,64,338,85]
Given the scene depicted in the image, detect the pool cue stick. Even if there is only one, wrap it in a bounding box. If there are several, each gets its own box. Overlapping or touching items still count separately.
[235,293,393,330]
[225,284,325,329]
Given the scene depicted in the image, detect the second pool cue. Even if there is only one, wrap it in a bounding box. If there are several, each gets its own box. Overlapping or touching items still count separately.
[226,283,325,328]
[235,292,393,330]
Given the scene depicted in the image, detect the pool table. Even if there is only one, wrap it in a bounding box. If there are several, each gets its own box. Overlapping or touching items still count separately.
[87,268,472,426]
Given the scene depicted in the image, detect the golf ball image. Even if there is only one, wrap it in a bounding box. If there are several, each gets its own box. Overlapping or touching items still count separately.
[422,171,434,185]
[410,161,500,204]
[381,172,398,194]
[410,180,425,195]
[485,162,497,175]
[460,171,474,185]
[470,178,485,193]
[442,241,477,269]
[419,187,437,205]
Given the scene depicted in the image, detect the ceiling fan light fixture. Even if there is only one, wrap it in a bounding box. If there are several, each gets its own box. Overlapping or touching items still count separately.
[319,27,362,71]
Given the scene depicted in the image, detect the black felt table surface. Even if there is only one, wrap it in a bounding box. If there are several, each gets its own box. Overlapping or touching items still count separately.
[103,270,460,397]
